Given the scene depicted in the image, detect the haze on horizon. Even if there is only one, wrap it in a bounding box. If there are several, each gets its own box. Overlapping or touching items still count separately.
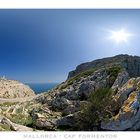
[0,9,139,83]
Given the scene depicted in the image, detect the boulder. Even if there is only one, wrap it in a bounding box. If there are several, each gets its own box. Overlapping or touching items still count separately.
[56,114,76,128]
[63,86,79,100]
[112,70,130,90]
[77,81,95,99]
[62,104,80,116]
[0,116,33,131]
[34,118,57,130]
[51,97,72,111]
[101,89,140,130]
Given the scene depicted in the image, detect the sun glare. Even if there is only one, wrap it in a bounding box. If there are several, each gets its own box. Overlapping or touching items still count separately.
[109,28,133,44]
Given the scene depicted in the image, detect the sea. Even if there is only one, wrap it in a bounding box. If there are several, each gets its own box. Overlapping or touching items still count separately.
[26,83,59,94]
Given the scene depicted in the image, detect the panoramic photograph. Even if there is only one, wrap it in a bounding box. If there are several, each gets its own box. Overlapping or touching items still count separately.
[0,9,140,131]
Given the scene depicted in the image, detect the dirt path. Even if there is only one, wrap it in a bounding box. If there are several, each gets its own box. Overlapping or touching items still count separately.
[0,95,38,104]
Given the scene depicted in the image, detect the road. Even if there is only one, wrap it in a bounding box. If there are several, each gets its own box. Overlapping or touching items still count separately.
[0,95,38,104]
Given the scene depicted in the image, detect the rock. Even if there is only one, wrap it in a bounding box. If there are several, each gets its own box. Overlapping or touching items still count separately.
[68,54,140,79]
[0,78,35,98]
[76,70,108,100]
[63,86,79,100]
[77,81,95,99]
[51,97,72,111]
[101,84,140,130]
[0,116,33,131]
[112,70,130,90]
[56,114,76,128]
[62,104,80,116]
[58,91,67,97]
[2,54,140,131]
[35,93,54,105]
[34,118,56,130]
[11,122,33,131]
[114,78,137,104]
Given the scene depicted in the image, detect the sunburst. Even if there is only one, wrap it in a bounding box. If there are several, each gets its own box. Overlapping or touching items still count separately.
[109,28,133,44]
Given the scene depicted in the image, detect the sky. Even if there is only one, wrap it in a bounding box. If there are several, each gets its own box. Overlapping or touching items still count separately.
[0,9,140,83]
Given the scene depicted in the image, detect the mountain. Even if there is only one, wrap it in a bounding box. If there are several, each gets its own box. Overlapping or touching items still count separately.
[68,54,140,79]
[0,78,35,98]
[1,54,140,131]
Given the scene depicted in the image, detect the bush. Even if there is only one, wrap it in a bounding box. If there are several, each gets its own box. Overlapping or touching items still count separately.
[106,66,122,86]
[68,68,96,84]
[0,102,19,107]
[0,124,11,131]
[60,66,121,90]
[89,87,112,106]
[75,87,113,130]
[60,68,96,89]
[10,114,33,126]
[59,68,96,90]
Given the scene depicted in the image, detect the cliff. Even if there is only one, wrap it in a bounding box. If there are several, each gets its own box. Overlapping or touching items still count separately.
[0,78,35,98]
[68,54,140,79]
[1,54,140,131]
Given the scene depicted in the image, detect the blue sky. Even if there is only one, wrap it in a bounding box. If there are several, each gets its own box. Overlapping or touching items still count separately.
[0,9,140,83]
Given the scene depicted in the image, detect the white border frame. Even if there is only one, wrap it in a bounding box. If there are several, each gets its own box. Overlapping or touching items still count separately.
[0,0,139,140]
[0,0,139,9]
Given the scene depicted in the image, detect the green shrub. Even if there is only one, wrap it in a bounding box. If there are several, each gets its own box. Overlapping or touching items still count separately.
[0,124,11,131]
[75,87,113,130]
[63,68,96,88]
[0,102,19,107]
[106,66,121,75]
[106,66,122,86]
[10,114,33,126]
[60,66,121,90]
[89,87,112,106]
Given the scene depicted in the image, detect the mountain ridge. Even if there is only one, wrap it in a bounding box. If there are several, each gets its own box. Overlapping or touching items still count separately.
[68,54,140,79]
[1,54,140,131]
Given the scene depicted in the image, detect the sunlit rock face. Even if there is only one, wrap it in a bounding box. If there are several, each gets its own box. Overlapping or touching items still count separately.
[68,54,140,79]
[0,78,35,98]
[101,78,140,130]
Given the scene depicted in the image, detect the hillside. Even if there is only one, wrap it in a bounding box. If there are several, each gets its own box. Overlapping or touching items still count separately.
[1,54,140,131]
[68,54,140,79]
[0,78,35,98]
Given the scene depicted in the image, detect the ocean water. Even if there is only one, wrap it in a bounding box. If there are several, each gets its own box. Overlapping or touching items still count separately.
[26,83,59,94]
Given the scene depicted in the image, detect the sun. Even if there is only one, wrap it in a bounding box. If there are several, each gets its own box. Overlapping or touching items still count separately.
[109,28,133,44]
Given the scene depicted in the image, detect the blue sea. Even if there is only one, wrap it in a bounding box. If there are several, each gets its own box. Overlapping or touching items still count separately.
[26,83,59,94]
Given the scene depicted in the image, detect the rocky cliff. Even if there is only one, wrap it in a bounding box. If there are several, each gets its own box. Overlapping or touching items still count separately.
[1,54,140,131]
[68,54,140,79]
[0,78,35,98]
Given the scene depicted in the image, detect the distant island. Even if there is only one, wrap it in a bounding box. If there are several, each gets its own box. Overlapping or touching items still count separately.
[1,54,140,131]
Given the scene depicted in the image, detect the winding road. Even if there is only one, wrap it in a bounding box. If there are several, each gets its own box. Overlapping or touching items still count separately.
[0,95,38,104]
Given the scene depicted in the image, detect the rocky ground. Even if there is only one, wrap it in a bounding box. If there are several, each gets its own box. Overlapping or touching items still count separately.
[0,78,35,98]
[1,54,140,131]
